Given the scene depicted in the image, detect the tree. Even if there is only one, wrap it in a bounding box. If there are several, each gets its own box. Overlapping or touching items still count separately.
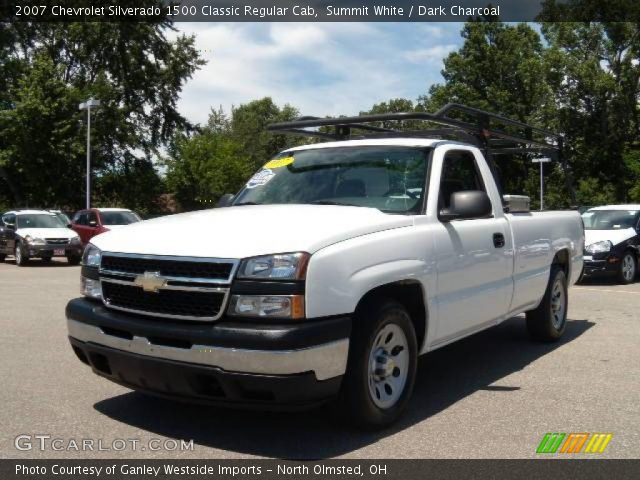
[0,13,203,210]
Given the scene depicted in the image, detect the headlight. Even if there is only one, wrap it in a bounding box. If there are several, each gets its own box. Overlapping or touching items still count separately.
[238,252,309,280]
[82,244,102,267]
[81,276,102,299]
[24,235,45,245]
[586,240,612,254]
[229,295,305,319]
[70,236,82,245]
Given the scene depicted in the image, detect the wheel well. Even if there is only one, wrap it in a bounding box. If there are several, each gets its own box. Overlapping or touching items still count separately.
[355,281,427,350]
[553,249,570,277]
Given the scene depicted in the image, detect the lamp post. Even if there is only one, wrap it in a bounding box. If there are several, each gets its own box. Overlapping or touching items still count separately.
[79,98,101,209]
[531,157,551,211]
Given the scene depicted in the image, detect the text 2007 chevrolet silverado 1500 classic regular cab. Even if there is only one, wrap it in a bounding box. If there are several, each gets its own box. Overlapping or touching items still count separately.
[66,105,584,428]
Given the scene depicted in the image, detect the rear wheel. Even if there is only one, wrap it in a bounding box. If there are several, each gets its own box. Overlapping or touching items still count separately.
[340,299,417,429]
[526,265,567,341]
[0,254,5,262]
[618,252,636,284]
[15,243,28,266]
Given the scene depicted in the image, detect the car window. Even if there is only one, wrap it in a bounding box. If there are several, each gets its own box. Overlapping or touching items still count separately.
[73,212,87,225]
[16,214,65,229]
[100,211,140,225]
[582,210,640,230]
[2,214,16,226]
[87,211,98,225]
[439,151,486,210]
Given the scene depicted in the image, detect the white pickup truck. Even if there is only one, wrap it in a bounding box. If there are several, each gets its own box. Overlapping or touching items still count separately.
[66,106,584,428]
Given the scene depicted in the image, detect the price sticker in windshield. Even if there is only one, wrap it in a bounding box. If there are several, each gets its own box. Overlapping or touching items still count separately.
[246,168,276,189]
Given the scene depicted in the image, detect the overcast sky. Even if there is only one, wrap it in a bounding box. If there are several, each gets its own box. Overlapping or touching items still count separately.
[170,22,465,125]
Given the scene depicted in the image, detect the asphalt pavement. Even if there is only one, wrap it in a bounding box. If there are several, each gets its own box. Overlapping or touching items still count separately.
[1,258,638,459]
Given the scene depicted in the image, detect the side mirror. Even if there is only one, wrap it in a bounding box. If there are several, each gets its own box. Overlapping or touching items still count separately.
[439,190,492,221]
[67,223,73,228]
[217,194,235,208]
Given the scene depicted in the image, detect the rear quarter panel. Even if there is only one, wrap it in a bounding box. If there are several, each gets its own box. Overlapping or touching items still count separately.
[507,210,584,313]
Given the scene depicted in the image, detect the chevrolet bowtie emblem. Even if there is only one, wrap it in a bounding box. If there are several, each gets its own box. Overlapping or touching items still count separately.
[134,271,167,293]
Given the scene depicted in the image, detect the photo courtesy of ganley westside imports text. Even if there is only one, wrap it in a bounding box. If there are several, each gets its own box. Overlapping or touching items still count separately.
[0,1,639,479]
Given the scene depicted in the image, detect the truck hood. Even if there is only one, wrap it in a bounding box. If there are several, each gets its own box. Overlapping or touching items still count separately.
[17,227,78,240]
[585,228,636,248]
[90,205,413,258]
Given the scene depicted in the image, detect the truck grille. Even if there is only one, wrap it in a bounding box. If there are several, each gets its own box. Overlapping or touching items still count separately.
[98,253,238,321]
[101,281,226,320]
[101,254,233,281]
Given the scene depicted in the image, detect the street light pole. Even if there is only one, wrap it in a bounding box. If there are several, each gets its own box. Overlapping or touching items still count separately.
[79,98,101,209]
[531,157,551,211]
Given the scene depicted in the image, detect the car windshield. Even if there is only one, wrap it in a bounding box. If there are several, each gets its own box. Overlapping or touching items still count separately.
[101,211,140,225]
[582,210,640,230]
[16,214,66,229]
[232,146,430,214]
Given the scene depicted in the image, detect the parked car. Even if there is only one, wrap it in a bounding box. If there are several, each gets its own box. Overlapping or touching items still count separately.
[66,105,584,428]
[71,208,141,245]
[581,205,640,284]
[0,209,83,266]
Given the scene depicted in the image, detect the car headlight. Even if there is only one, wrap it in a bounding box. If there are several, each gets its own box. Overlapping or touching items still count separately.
[70,236,82,245]
[24,235,46,245]
[229,295,305,319]
[586,240,612,254]
[81,244,102,267]
[237,252,309,280]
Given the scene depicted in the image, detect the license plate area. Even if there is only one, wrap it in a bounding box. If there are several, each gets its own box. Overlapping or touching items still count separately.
[54,249,65,256]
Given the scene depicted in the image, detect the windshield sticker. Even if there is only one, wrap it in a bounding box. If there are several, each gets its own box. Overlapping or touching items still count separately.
[246,168,275,189]
[264,156,294,169]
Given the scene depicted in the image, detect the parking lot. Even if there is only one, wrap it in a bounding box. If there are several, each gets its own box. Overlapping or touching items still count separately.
[1,258,638,459]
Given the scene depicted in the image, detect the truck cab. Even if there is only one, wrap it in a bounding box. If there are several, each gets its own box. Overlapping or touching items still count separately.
[66,105,584,428]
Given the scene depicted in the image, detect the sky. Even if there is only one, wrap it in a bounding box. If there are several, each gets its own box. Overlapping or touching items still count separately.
[170,22,465,126]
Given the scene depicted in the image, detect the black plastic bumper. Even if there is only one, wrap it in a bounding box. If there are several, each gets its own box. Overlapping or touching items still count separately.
[66,298,350,408]
[582,259,618,276]
[25,244,82,257]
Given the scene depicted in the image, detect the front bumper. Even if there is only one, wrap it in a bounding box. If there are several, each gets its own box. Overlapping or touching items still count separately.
[582,255,618,276]
[26,243,82,257]
[66,298,350,408]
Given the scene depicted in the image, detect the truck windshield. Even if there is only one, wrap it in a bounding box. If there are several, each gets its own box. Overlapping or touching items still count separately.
[233,146,429,214]
[17,214,66,229]
[101,211,140,225]
[582,210,640,230]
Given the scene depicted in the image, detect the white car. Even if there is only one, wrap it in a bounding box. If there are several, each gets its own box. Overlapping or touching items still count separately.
[66,106,584,427]
[0,210,83,265]
[581,205,640,283]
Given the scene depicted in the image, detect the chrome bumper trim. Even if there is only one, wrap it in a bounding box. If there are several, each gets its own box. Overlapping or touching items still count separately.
[67,319,348,381]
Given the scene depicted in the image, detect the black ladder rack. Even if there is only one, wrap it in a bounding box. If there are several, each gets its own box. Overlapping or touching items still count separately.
[267,103,576,204]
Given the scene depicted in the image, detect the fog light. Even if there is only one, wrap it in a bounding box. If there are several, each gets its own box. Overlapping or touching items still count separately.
[229,295,304,319]
[81,277,102,299]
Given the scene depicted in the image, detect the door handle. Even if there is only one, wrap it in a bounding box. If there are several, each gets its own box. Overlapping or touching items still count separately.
[493,233,505,248]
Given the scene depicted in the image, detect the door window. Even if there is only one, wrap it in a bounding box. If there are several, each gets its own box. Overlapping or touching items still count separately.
[87,211,98,226]
[438,151,486,211]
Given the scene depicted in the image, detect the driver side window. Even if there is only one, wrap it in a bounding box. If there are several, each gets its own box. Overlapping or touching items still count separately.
[439,151,486,211]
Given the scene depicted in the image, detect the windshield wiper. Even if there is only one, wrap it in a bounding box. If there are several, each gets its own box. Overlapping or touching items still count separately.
[310,200,360,207]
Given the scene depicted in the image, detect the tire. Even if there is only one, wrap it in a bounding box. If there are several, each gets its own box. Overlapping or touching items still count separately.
[526,265,567,342]
[339,298,418,429]
[15,243,29,266]
[67,255,81,266]
[617,251,636,284]
[0,254,5,262]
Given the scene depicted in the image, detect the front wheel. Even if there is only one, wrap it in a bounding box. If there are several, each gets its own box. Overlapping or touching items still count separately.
[340,299,417,429]
[0,254,6,262]
[526,265,567,341]
[618,252,636,284]
[15,244,28,266]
